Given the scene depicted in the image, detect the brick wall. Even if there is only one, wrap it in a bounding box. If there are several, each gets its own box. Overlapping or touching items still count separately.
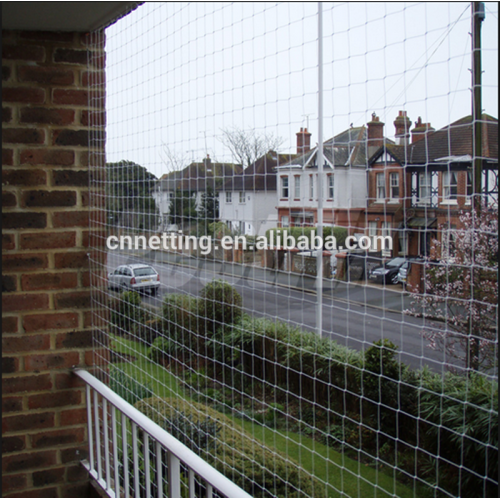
[2,30,106,497]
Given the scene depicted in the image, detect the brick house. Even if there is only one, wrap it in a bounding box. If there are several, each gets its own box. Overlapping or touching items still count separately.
[2,3,139,497]
[367,112,498,258]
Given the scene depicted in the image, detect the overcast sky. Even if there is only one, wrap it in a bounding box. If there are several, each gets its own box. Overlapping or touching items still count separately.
[105,2,498,177]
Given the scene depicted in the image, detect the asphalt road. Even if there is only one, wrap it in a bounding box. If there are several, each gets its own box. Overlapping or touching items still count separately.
[106,250,461,374]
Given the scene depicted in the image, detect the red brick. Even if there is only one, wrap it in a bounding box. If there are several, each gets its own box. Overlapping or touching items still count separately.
[31,428,85,449]
[2,128,45,144]
[52,169,89,187]
[55,373,86,391]
[85,348,109,366]
[2,233,16,250]
[2,411,54,433]
[53,48,88,65]
[2,191,17,207]
[23,190,76,207]
[32,467,65,487]
[2,44,45,62]
[20,107,75,126]
[20,231,76,250]
[2,87,45,104]
[2,396,23,413]
[2,253,48,271]
[54,291,92,310]
[2,212,48,230]
[2,316,18,334]
[18,66,74,85]
[54,252,89,270]
[2,169,47,186]
[60,445,88,463]
[2,357,20,374]
[2,450,57,473]
[53,129,100,147]
[52,210,88,228]
[20,148,74,166]
[27,388,81,409]
[3,105,13,122]
[2,335,51,355]
[23,312,79,332]
[2,293,49,313]
[21,272,78,292]
[3,148,14,165]
[66,464,88,482]
[89,51,106,70]
[56,330,93,349]
[25,352,81,373]
[2,274,17,293]
[3,65,12,81]
[2,473,28,495]
[8,487,59,498]
[60,408,87,426]
[2,435,26,453]
[20,31,75,43]
[82,71,105,87]
[52,89,88,106]
[81,32,106,48]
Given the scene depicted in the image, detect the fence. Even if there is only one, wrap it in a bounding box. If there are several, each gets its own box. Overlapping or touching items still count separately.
[87,3,498,497]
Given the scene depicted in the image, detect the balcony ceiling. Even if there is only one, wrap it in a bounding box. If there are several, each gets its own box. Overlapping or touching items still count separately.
[2,1,142,32]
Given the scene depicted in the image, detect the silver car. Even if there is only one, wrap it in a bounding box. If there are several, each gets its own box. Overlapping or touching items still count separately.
[108,264,160,295]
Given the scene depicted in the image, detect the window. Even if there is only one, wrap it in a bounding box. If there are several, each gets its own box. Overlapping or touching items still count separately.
[441,225,457,260]
[281,176,289,198]
[418,173,431,204]
[239,191,246,203]
[443,172,458,200]
[309,175,314,199]
[281,215,289,227]
[466,170,473,203]
[327,174,334,199]
[390,172,399,199]
[368,221,377,251]
[381,222,391,256]
[294,176,301,199]
[376,173,386,200]
[226,192,232,203]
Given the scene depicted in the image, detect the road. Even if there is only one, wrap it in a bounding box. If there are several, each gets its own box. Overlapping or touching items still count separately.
[106,250,460,373]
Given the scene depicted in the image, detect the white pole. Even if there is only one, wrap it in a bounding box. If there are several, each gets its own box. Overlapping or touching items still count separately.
[316,2,324,338]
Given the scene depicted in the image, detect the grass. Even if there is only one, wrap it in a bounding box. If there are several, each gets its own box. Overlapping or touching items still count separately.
[109,334,422,498]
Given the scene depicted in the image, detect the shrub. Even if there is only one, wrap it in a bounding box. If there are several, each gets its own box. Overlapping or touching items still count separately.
[199,279,242,335]
[110,291,146,336]
[136,397,325,497]
[109,368,153,405]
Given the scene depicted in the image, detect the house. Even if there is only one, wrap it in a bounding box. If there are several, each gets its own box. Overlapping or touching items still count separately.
[276,119,393,233]
[367,112,498,258]
[153,155,242,229]
[218,150,296,236]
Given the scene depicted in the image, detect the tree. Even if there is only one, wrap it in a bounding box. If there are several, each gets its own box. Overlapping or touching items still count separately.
[168,189,197,228]
[197,186,219,222]
[106,160,159,231]
[219,127,284,168]
[410,204,498,373]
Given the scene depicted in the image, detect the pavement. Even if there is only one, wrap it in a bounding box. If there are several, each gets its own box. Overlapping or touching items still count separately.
[134,249,414,314]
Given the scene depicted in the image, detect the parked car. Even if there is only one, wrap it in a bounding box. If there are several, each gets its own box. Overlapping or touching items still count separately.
[108,264,160,295]
[397,258,425,288]
[368,257,407,284]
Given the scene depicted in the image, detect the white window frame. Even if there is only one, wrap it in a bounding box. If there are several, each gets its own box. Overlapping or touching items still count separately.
[418,173,431,205]
[389,172,399,200]
[376,172,386,200]
[294,175,301,199]
[368,221,378,252]
[309,174,314,199]
[239,191,246,204]
[226,191,232,204]
[281,215,289,227]
[281,176,289,199]
[327,174,334,199]
[381,222,391,256]
[442,171,458,201]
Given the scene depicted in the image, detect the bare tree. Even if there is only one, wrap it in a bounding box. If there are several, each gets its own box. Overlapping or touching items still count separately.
[160,144,189,173]
[219,127,284,168]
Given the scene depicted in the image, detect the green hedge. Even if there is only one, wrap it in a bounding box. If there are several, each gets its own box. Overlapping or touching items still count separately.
[136,397,325,498]
[265,226,348,250]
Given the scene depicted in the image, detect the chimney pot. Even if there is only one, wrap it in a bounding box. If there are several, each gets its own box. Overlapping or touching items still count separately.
[411,117,434,144]
[297,127,311,155]
[394,110,412,145]
[367,114,385,149]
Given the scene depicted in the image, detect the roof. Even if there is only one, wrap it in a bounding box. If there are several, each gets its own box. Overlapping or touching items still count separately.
[2,2,142,32]
[157,158,243,192]
[279,125,394,170]
[221,151,297,192]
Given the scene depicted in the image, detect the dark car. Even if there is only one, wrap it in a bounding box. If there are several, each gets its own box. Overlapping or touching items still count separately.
[368,257,407,284]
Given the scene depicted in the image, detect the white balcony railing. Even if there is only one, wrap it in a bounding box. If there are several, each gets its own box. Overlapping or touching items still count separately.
[75,369,251,498]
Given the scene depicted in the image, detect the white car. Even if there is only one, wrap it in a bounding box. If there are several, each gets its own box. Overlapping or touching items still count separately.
[108,264,160,295]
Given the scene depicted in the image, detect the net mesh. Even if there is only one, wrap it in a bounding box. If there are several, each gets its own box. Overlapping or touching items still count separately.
[88,2,498,497]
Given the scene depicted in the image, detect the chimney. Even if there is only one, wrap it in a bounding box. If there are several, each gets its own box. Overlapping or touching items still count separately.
[394,111,412,145]
[296,127,311,155]
[411,117,434,144]
[367,113,385,156]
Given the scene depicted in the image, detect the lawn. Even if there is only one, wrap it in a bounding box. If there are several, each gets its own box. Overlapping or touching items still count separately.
[110,334,420,498]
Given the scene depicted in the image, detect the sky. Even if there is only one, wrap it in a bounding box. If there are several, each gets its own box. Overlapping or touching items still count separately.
[104,2,498,177]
